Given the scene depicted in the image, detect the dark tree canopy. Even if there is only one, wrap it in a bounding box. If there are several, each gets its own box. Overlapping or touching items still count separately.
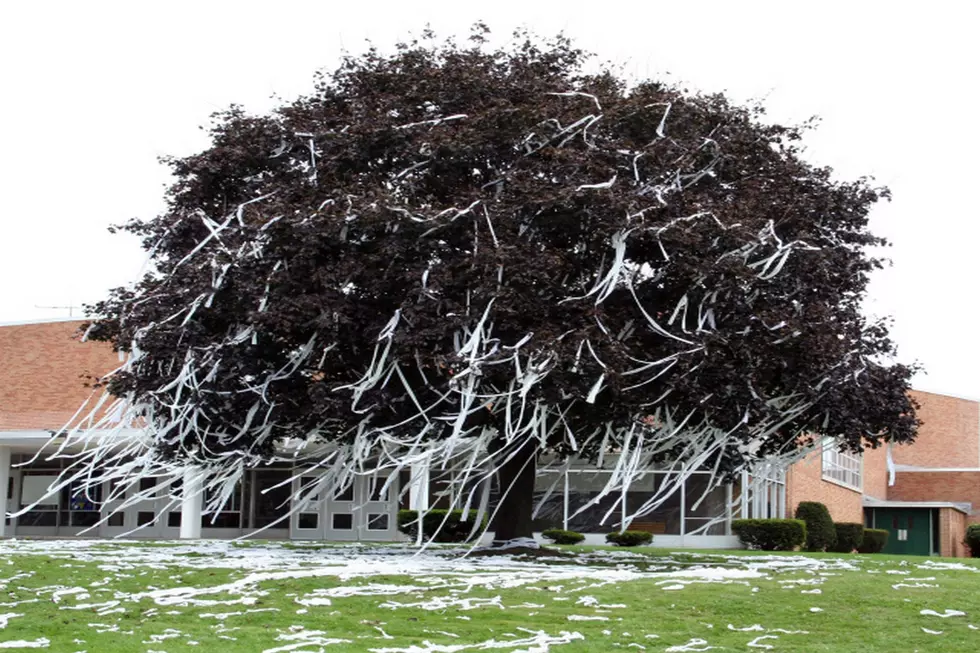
[81,28,917,540]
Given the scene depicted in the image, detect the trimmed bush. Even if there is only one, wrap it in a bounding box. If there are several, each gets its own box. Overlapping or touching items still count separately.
[397,509,488,543]
[795,502,837,552]
[830,522,865,553]
[965,524,980,558]
[857,528,889,554]
[732,519,807,551]
[605,530,654,547]
[541,528,585,545]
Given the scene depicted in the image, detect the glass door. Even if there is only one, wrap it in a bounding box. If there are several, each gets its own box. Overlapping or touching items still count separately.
[290,472,326,540]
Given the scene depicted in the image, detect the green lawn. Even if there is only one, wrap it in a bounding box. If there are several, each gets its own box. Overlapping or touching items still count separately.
[0,539,977,651]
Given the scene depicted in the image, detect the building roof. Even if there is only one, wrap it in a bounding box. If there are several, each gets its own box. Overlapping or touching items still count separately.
[862,497,972,514]
[0,319,121,431]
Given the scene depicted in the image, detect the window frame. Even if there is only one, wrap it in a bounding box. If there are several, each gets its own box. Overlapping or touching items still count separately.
[821,438,863,491]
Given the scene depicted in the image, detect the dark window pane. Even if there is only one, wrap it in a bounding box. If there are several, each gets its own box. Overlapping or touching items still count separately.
[252,470,292,529]
[335,485,354,502]
[19,511,57,527]
[369,481,389,502]
[298,513,319,529]
[202,512,240,529]
[137,511,155,526]
[107,512,125,527]
[71,511,100,527]
[332,513,353,530]
[560,471,630,533]
[167,512,182,528]
[139,478,156,493]
[367,513,389,531]
[301,477,320,502]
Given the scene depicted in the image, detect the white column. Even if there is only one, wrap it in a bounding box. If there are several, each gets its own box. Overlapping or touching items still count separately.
[408,459,430,512]
[179,467,203,539]
[740,470,749,518]
[0,447,10,538]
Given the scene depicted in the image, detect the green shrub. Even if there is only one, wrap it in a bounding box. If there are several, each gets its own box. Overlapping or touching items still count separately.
[965,524,980,558]
[732,519,806,551]
[541,528,585,545]
[857,528,889,553]
[794,502,837,552]
[397,509,488,543]
[830,522,865,553]
[605,530,654,547]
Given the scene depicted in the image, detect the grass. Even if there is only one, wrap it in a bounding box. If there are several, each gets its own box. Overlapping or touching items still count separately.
[0,540,977,651]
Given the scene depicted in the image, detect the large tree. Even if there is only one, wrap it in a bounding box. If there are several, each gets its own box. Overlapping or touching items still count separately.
[78,28,917,542]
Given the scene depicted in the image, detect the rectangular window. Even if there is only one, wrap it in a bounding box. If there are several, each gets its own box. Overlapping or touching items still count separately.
[332,513,353,530]
[367,513,389,531]
[368,479,389,502]
[202,483,243,529]
[822,438,862,490]
[137,511,155,526]
[335,484,354,502]
[20,474,59,509]
[300,477,321,503]
[298,513,319,530]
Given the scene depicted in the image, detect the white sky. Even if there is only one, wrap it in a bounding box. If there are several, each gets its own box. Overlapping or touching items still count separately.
[1,1,976,398]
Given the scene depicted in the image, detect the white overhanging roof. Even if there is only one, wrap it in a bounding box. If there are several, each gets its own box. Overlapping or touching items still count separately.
[862,496,972,515]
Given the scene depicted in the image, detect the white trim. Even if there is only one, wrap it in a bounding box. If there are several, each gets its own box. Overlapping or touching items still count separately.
[893,466,980,473]
[821,439,862,491]
[820,475,864,493]
[0,317,89,328]
[862,498,971,514]
[0,447,9,537]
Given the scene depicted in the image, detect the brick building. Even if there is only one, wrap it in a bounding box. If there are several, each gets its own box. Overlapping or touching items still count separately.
[782,390,978,557]
[1,318,976,554]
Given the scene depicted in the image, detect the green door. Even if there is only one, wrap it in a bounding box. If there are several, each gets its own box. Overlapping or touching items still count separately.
[873,508,933,556]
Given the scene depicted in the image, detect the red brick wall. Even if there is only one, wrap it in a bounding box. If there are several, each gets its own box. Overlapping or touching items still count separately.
[786,449,864,523]
[892,391,980,469]
[862,444,889,501]
[938,508,969,558]
[0,320,120,430]
[888,471,980,520]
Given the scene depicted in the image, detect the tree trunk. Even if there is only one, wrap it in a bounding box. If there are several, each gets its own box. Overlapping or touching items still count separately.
[490,444,537,545]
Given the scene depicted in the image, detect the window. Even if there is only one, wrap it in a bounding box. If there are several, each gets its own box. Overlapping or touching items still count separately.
[367,513,389,530]
[334,484,354,502]
[332,513,353,530]
[202,483,243,529]
[822,439,862,490]
[298,513,319,529]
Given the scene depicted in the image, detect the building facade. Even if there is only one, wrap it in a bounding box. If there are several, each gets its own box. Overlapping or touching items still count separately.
[1,319,976,555]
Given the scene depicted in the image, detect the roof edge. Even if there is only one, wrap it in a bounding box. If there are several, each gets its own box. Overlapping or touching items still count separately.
[0,317,89,328]
[863,497,972,514]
